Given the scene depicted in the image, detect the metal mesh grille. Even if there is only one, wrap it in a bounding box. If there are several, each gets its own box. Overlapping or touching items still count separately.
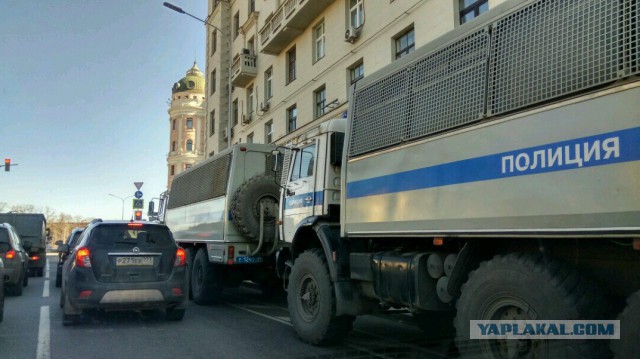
[348,0,639,158]
[349,68,413,157]
[489,0,637,116]
[409,30,488,139]
[279,148,292,186]
[167,153,232,209]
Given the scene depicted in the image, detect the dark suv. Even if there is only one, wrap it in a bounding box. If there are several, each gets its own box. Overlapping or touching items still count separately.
[55,227,84,287]
[59,220,187,325]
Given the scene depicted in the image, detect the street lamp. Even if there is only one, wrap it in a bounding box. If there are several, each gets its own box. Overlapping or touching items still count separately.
[163,1,233,149]
[108,193,133,220]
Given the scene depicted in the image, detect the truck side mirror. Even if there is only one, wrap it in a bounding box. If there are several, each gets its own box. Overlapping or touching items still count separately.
[57,244,69,253]
[55,240,63,246]
[271,150,283,172]
[330,132,345,166]
[148,201,155,216]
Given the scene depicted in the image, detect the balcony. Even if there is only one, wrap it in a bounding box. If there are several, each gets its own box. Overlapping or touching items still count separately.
[231,53,257,87]
[259,0,335,55]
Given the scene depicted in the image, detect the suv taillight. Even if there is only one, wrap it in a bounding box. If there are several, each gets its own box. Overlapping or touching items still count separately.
[174,248,186,267]
[5,250,15,259]
[76,247,91,268]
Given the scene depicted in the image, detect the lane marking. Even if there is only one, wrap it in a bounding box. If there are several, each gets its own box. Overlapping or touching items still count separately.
[43,280,49,298]
[226,303,292,326]
[37,306,50,359]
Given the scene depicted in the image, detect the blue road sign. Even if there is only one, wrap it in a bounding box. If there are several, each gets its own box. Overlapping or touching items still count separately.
[132,199,144,209]
[134,191,143,199]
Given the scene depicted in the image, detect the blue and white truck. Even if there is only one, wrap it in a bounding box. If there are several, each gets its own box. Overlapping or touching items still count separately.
[278,0,639,357]
[163,0,638,356]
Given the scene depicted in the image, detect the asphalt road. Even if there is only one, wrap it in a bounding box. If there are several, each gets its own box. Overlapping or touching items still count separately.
[0,255,455,359]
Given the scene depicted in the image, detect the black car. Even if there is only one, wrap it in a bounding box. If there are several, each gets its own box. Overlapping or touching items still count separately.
[59,220,187,325]
[0,223,30,296]
[55,227,84,287]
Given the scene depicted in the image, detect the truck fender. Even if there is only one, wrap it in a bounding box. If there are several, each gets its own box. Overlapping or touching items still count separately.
[290,219,375,317]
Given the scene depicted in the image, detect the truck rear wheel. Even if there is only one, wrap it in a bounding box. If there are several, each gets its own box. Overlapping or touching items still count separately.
[185,247,196,300]
[288,248,355,345]
[454,253,610,358]
[191,248,222,305]
[230,175,279,242]
[611,291,640,358]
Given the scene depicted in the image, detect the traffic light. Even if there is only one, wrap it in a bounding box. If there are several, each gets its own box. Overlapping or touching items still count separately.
[4,158,9,172]
[134,210,142,221]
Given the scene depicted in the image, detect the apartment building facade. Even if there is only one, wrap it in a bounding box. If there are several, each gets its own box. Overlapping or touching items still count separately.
[204,0,503,155]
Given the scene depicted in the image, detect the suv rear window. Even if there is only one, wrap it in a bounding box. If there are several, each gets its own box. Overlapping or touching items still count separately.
[87,225,173,248]
[0,228,8,244]
[68,230,84,248]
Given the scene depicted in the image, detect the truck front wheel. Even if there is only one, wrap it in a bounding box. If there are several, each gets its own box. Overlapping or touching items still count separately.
[454,253,609,358]
[288,248,354,345]
[191,248,222,305]
[611,291,640,358]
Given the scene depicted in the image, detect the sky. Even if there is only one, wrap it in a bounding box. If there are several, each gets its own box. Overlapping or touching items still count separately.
[0,0,208,220]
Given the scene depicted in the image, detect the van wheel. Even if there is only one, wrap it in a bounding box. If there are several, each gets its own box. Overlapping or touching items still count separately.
[288,248,355,345]
[230,175,279,242]
[6,273,24,296]
[23,269,29,287]
[611,291,640,358]
[454,253,610,358]
[62,292,81,326]
[191,248,222,305]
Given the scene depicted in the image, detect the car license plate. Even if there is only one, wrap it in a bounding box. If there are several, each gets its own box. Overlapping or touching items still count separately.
[235,256,263,264]
[116,256,153,266]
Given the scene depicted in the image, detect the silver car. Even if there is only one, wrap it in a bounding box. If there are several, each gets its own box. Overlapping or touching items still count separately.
[0,223,30,296]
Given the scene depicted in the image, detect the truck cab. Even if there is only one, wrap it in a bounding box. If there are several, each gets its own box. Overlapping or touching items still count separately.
[280,119,345,244]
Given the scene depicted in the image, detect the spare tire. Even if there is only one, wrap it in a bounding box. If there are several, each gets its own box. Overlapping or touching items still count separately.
[230,175,280,242]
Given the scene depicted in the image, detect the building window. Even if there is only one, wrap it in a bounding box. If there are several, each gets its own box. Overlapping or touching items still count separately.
[460,0,489,24]
[248,0,255,14]
[349,0,364,28]
[171,141,176,152]
[185,164,192,170]
[314,86,326,118]
[313,21,325,62]
[210,70,216,95]
[287,105,297,133]
[186,118,193,129]
[247,132,254,144]
[172,119,176,130]
[264,67,273,100]
[170,165,175,176]
[232,99,239,126]
[265,120,273,143]
[287,47,296,84]
[234,11,240,39]
[247,86,254,116]
[395,27,415,60]
[209,110,215,136]
[350,60,364,84]
[186,139,193,152]
[210,30,217,56]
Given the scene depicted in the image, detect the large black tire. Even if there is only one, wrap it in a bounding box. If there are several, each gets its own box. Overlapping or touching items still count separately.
[6,271,24,296]
[612,291,640,358]
[191,248,222,305]
[454,253,610,358]
[62,292,81,326]
[55,266,62,288]
[185,247,196,300]
[230,175,279,242]
[288,248,355,345]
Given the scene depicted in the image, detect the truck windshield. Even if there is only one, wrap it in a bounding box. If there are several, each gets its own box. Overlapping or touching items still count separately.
[291,144,316,181]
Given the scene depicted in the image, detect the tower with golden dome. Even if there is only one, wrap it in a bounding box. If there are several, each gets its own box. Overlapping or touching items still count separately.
[167,62,206,189]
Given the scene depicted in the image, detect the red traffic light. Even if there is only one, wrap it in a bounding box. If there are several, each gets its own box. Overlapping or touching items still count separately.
[4,158,10,172]
[134,210,143,220]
